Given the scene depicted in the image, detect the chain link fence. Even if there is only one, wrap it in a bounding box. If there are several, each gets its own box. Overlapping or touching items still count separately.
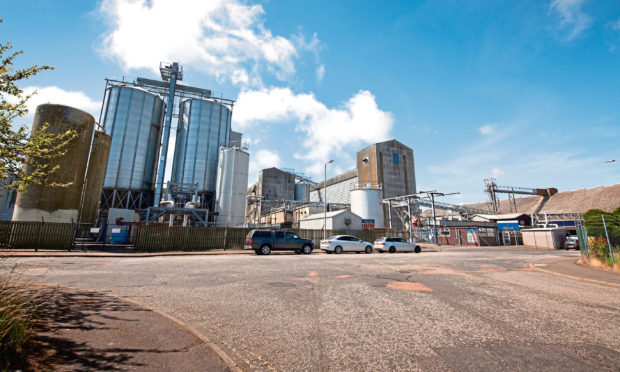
[580,209,620,266]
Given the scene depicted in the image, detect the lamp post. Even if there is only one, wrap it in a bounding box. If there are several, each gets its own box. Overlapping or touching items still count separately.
[324,160,334,240]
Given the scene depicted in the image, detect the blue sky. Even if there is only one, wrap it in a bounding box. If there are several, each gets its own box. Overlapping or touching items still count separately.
[3,0,619,204]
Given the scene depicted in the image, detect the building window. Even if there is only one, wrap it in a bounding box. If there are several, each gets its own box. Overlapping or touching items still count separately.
[440,228,450,236]
[393,153,399,165]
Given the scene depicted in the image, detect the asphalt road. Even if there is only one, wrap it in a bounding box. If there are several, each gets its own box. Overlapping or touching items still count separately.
[13,248,620,371]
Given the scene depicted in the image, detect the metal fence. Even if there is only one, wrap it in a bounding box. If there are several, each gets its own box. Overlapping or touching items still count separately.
[0,221,75,250]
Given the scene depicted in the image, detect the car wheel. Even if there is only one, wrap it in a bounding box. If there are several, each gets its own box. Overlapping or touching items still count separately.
[414,246,421,253]
[260,244,271,255]
[335,246,343,254]
[389,246,396,253]
[302,245,313,254]
[365,246,372,254]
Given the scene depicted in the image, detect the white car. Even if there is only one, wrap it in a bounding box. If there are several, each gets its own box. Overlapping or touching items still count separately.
[374,237,421,253]
[320,235,374,254]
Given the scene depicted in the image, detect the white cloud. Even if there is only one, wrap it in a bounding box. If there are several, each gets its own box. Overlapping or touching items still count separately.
[478,124,495,136]
[549,0,592,41]
[98,0,318,86]
[234,87,393,176]
[20,86,101,121]
[316,64,325,82]
[491,167,504,178]
[248,149,281,185]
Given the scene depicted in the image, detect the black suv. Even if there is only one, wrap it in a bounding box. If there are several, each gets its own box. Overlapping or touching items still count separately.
[244,230,314,255]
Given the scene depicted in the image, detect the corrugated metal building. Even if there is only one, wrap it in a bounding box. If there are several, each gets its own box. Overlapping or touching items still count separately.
[299,210,362,231]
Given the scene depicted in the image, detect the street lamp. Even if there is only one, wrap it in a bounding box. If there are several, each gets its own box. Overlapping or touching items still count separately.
[324,160,334,240]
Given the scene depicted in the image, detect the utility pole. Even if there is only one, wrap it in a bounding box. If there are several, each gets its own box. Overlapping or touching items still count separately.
[323,160,333,240]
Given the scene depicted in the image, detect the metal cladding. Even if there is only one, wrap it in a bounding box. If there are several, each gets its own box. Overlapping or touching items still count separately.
[80,130,111,222]
[101,86,165,192]
[215,147,249,227]
[172,99,231,192]
[12,104,95,222]
[350,188,385,228]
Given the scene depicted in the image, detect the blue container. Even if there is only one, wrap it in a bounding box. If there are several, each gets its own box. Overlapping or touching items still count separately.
[110,230,128,244]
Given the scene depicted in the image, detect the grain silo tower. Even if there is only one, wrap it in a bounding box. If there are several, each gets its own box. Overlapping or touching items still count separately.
[80,130,111,222]
[12,104,94,222]
[171,99,232,209]
[215,146,249,227]
[99,86,165,209]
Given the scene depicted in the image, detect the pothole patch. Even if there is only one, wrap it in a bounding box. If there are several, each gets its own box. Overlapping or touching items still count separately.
[307,271,319,277]
[336,275,353,279]
[386,281,433,292]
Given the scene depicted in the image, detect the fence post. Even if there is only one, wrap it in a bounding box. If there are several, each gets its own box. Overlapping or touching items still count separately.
[601,214,615,266]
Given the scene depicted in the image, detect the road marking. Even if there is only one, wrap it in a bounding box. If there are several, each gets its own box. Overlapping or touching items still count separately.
[386,281,433,292]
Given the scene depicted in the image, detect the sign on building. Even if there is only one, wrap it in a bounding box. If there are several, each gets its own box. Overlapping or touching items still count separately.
[362,219,375,230]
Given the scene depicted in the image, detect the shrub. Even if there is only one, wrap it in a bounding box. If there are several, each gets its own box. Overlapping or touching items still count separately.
[0,260,46,369]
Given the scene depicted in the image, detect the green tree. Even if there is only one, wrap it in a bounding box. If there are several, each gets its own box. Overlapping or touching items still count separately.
[0,18,77,192]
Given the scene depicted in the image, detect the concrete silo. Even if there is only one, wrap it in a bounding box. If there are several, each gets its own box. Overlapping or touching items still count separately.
[215,147,249,227]
[80,130,111,222]
[350,188,385,229]
[100,86,165,209]
[12,104,95,222]
[171,99,231,208]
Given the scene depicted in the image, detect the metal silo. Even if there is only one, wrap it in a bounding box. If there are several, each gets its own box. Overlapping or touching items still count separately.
[171,99,231,205]
[80,130,111,222]
[100,86,165,209]
[294,183,311,202]
[12,104,95,222]
[215,147,249,227]
[350,188,385,229]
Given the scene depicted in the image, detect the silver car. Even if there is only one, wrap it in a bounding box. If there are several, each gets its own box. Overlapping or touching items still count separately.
[320,235,373,254]
[374,237,421,253]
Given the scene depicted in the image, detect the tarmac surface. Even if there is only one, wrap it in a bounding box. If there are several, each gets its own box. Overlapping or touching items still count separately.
[9,247,620,371]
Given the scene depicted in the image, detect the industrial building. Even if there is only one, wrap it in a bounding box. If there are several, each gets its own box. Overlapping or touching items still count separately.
[309,139,416,228]
[96,62,249,227]
[299,210,363,231]
[246,167,316,225]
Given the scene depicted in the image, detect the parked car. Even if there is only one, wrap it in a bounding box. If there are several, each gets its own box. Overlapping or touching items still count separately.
[244,230,314,255]
[564,235,580,250]
[374,237,421,253]
[320,235,373,254]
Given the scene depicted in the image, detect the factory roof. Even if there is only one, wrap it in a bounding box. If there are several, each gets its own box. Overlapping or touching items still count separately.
[312,169,358,190]
[465,184,620,215]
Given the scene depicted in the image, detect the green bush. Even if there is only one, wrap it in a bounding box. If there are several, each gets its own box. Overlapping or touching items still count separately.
[583,207,620,266]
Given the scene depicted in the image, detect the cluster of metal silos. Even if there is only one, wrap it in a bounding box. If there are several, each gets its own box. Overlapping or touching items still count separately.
[12,104,111,223]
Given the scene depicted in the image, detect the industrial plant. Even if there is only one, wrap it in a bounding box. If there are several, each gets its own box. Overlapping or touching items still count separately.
[0,61,617,251]
[5,62,249,238]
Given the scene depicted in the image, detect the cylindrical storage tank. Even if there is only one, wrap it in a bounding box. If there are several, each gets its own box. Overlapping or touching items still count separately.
[350,189,384,229]
[294,183,311,202]
[100,86,164,193]
[80,130,111,222]
[215,147,249,227]
[13,104,95,222]
[172,99,231,193]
